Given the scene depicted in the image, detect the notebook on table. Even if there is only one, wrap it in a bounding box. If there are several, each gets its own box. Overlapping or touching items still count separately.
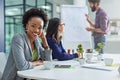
[81,64,115,71]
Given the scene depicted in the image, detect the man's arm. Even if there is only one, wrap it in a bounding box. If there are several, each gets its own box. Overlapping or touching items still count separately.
[86,27,104,33]
[85,14,95,27]
[85,14,106,33]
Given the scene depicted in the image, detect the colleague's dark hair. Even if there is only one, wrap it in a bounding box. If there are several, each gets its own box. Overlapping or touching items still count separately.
[22,8,48,30]
[88,0,100,4]
[46,18,60,40]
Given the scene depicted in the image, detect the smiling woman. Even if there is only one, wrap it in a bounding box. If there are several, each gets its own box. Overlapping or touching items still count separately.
[25,17,44,42]
[1,8,52,80]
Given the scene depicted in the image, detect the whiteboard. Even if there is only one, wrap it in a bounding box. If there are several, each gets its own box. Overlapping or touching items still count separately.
[61,5,92,50]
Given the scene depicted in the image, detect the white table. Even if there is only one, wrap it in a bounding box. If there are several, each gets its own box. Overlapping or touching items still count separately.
[17,54,120,80]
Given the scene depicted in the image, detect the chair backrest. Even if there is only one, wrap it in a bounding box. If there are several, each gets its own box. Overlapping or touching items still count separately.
[118,67,120,74]
[0,52,7,79]
[0,71,2,80]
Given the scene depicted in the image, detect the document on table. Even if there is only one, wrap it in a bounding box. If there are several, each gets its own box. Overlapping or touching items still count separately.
[53,60,79,69]
[81,64,116,71]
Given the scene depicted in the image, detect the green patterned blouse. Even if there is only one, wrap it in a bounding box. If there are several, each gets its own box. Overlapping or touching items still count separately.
[32,49,38,61]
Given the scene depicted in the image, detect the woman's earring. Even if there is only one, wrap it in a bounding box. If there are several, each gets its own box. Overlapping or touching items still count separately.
[25,29,28,32]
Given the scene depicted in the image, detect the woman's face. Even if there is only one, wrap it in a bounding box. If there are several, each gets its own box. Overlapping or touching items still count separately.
[58,22,65,35]
[26,17,44,40]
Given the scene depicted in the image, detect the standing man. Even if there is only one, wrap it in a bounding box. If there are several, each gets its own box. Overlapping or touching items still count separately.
[86,0,109,54]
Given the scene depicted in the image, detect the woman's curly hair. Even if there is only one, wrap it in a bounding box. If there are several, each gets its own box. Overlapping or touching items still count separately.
[22,8,48,29]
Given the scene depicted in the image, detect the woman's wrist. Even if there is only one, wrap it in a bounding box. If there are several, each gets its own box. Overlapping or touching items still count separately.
[41,37,49,50]
[41,36,46,41]
[44,46,50,50]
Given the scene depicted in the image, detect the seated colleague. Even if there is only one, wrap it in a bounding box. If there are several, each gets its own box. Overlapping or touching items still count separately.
[1,8,50,80]
[46,18,80,61]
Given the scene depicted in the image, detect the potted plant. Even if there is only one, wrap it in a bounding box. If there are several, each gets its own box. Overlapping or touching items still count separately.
[77,44,84,58]
[77,44,85,65]
[95,43,104,54]
[95,43,104,61]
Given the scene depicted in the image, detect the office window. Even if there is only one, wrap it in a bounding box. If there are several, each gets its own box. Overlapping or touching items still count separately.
[5,0,24,56]
[109,19,120,36]
[56,5,60,18]
[45,2,53,19]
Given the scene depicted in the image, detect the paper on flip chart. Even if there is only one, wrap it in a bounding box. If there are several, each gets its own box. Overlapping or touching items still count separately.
[81,64,116,71]
[61,5,92,50]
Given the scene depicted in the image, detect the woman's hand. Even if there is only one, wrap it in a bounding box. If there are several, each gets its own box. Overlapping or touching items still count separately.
[39,31,45,39]
[39,31,49,50]
[32,60,43,66]
[77,53,82,58]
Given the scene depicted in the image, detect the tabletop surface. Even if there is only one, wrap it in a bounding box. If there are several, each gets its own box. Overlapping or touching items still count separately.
[17,54,120,80]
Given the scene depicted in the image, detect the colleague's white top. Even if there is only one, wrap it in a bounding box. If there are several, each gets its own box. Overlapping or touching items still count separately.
[17,54,120,80]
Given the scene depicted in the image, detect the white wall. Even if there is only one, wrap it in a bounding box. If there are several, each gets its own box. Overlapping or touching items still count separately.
[47,0,73,18]
[100,0,120,19]
[73,0,86,6]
